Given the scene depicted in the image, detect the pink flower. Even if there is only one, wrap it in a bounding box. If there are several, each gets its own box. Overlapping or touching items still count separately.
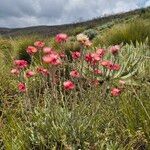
[101,60,113,68]
[26,71,36,78]
[94,69,102,75]
[43,47,53,54]
[14,60,28,69]
[59,52,66,59]
[11,68,20,76]
[34,41,45,48]
[43,53,61,65]
[96,48,105,58]
[63,80,75,90]
[91,53,101,62]
[101,61,120,71]
[111,88,121,96]
[26,46,37,55]
[85,53,101,65]
[110,45,120,55]
[55,33,68,43]
[37,67,49,76]
[70,70,80,78]
[72,51,81,60]
[18,82,26,92]
[85,53,93,63]
[111,64,121,71]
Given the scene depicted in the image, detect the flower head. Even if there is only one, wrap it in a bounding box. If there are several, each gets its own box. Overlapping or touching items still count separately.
[55,33,68,43]
[18,82,26,92]
[111,88,121,96]
[37,67,49,76]
[96,48,105,58]
[77,33,92,47]
[59,52,66,59]
[26,71,36,78]
[11,68,20,76]
[34,41,45,48]
[110,45,120,55]
[26,46,37,55]
[85,53,93,63]
[101,60,113,68]
[43,53,61,65]
[72,51,81,60]
[14,60,28,69]
[101,61,120,71]
[43,47,53,54]
[94,69,102,75]
[111,64,121,71]
[63,80,75,90]
[77,34,89,43]
[85,53,101,65]
[70,70,80,78]
[91,53,101,62]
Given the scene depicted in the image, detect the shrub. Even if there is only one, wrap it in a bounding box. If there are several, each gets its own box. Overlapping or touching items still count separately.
[83,29,98,40]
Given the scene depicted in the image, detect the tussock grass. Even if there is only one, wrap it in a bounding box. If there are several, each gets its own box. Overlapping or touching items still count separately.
[93,19,150,47]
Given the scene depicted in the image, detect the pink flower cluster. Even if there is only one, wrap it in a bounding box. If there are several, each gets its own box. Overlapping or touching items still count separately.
[55,33,68,43]
[11,33,124,96]
[101,61,120,71]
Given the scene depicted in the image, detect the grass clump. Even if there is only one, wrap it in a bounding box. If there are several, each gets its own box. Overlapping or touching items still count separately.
[93,19,150,47]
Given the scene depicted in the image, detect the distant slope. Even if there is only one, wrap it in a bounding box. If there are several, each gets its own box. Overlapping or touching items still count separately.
[0,6,150,37]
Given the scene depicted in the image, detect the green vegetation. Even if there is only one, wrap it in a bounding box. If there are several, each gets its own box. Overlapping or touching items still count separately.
[83,29,98,40]
[0,36,150,149]
[93,19,150,47]
[0,6,150,150]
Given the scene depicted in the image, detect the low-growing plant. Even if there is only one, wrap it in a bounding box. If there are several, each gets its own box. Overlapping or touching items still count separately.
[83,29,98,40]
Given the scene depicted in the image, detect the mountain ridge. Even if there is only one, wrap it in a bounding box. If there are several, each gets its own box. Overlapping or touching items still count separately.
[0,6,149,37]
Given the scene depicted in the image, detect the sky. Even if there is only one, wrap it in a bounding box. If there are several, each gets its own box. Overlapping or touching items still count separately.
[0,0,150,28]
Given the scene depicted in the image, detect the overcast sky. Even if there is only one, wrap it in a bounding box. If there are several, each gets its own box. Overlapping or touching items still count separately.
[0,0,150,28]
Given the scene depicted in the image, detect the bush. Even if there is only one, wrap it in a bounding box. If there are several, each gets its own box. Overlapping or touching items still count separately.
[93,19,150,47]
[83,29,98,40]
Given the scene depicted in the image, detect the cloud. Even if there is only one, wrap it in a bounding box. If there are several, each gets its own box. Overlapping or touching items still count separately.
[0,0,149,28]
[145,0,150,6]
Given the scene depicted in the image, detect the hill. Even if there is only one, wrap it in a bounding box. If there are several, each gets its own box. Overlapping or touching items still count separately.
[0,6,150,37]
